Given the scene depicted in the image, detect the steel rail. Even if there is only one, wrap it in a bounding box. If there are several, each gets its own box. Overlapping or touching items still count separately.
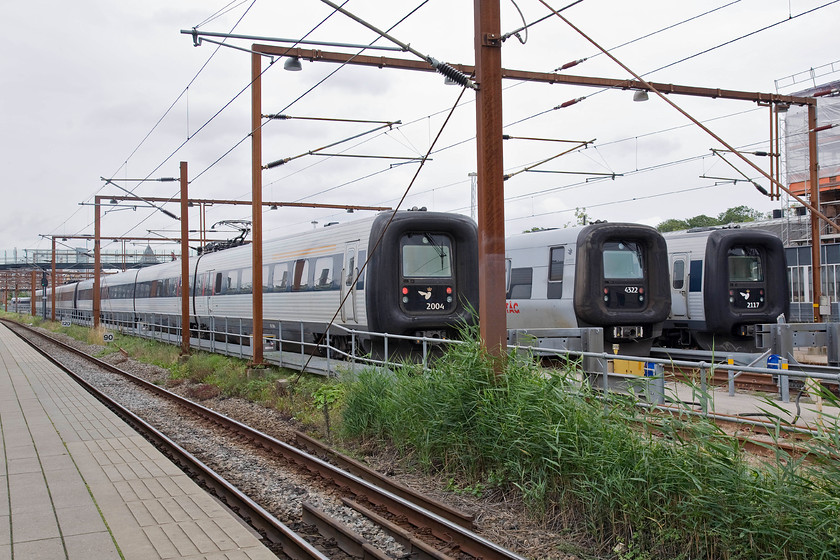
[2,320,326,560]
[4,320,525,560]
[294,431,474,528]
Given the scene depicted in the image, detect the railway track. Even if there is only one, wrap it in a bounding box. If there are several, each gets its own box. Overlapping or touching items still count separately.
[665,364,780,393]
[3,319,526,560]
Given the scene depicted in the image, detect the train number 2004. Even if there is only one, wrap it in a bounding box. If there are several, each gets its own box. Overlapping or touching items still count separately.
[427,302,446,311]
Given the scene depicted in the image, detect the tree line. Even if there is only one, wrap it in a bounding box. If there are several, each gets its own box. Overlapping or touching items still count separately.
[656,205,767,232]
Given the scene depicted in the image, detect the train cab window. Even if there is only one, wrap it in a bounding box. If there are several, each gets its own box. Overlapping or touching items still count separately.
[672,260,685,290]
[548,246,565,299]
[603,241,644,279]
[728,247,763,282]
[401,233,453,278]
[507,267,533,299]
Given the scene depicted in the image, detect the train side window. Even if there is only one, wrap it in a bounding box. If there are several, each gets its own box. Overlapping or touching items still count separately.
[277,265,289,291]
[345,255,355,286]
[356,251,366,289]
[314,257,334,289]
[505,259,511,293]
[262,265,273,292]
[688,260,703,292]
[507,267,533,299]
[226,271,239,294]
[672,260,685,290]
[214,272,223,295]
[241,268,253,294]
[547,246,564,299]
[292,259,310,292]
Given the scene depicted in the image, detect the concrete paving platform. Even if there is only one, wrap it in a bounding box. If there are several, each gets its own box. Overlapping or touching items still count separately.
[0,323,277,560]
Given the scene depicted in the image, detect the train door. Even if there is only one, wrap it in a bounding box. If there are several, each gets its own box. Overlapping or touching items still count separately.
[205,269,217,314]
[340,241,359,323]
[670,253,689,318]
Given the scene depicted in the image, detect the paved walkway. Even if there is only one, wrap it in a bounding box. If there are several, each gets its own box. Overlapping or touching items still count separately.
[0,324,277,559]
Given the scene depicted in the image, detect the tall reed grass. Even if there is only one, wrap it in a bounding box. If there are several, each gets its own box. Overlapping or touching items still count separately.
[341,329,840,559]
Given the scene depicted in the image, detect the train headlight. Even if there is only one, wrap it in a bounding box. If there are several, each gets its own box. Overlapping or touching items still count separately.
[446,287,453,294]
[603,295,609,302]
[402,296,409,303]
[402,287,409,295]
[446,296,453,303]
[729,296,734,303]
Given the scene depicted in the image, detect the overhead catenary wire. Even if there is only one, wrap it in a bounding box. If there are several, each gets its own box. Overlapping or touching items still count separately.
[510,0,839,130]
[47,0,260,245]
[571,0,744,67]
[187,1,430,191]
[263,121,401,169]
[154,0,804,236]
[107,1,357,242]
[195,2,437,226]
[536,0,840,234]
[504,183,727,223]
[194,0,250,29]
[500,0,584,43]
[644,0,840,78]
[286,2,830,228]
[316,0,476,89]
[46,0,360,251]
[52,0,832,249]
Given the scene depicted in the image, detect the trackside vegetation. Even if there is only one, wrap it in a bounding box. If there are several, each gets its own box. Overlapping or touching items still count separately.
[341,328,840,559]
[2,313,334,427]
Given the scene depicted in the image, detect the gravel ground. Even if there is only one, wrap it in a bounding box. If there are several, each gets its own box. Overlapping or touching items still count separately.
[21,325,587,560]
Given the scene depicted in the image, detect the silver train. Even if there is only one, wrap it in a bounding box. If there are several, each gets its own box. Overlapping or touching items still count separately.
[505,222,672,355]
[659,227,789,352]
[52,211,479,353]
[7,297,31,314]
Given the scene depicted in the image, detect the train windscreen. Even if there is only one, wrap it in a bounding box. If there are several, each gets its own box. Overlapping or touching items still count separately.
[728,247,763,282]
[603,241,644,279]
[401,233,453,278]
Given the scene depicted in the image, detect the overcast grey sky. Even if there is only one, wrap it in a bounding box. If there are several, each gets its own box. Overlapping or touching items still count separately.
[2,0,838,261]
